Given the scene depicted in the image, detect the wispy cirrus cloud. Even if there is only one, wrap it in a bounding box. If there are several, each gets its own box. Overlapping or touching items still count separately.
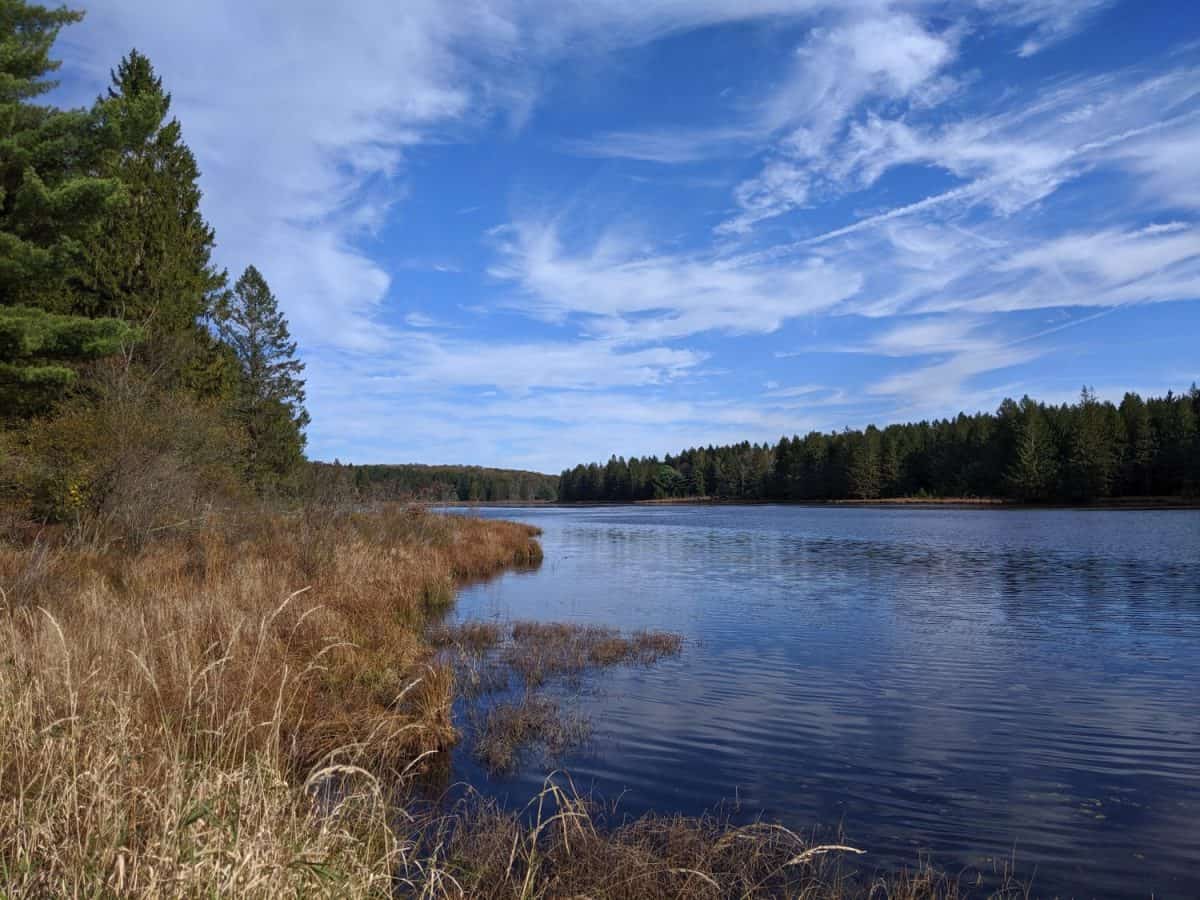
[558,126,758,163]
[489,219,862,341]
[978,0,1114,56]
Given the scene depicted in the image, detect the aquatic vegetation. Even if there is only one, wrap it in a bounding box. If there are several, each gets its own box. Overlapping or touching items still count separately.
[505,620,683,686]
[430,618,684,772]
[401,776,1021,899]
[471,696,591,774]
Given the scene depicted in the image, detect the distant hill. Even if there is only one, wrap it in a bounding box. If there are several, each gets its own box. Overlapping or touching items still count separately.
[308,462,559,502]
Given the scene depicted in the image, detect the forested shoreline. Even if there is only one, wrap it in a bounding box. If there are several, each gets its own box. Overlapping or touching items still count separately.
[310,461,559,503]
[560,388,1200,505]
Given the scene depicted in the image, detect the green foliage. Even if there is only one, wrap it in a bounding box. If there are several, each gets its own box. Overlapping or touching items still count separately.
[0,0,124,310]
[217,265,309,490]
[561,386,1200,504]
[22,364,247,540]
[1006,403,1057,501]
[1,5,311,534]
[0,304,136,414]
[73,51,224,334]
[846,427,881,500]
[307,462,559,503]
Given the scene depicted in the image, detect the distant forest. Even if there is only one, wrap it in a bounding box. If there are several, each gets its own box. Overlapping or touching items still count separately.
[310,462,559,503]
[559,387,1200,504]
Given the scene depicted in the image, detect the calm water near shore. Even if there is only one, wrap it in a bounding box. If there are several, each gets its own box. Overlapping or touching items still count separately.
[444,505,1200,898]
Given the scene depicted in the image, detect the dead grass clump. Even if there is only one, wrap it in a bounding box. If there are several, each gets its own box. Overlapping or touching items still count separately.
[404,778,1022,899]
[428,620,505,655]
[472,696,591,774]
[504,620,683,687]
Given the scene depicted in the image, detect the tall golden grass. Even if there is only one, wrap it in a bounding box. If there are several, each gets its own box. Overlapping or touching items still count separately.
[0,505,540,896]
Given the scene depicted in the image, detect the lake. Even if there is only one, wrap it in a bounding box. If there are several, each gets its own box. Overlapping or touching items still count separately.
[444,505,1200,898]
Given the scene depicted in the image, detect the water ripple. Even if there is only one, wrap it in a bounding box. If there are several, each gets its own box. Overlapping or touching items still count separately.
[449,506,1200,899]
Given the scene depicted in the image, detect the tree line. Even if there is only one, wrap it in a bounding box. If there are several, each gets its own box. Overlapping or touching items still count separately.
[1,1,308,538]
[559,388,1200,504]
[309,462,559,503]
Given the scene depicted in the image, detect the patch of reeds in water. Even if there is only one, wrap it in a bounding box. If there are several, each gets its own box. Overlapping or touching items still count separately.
[403,775,1028,899]
[429,618,685,773]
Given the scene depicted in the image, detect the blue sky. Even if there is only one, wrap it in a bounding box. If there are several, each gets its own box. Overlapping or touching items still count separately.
[57,0,1200,472]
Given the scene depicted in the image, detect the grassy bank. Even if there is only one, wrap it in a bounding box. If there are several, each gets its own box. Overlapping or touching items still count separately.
[0,506,541,895]
[0,506,1017,897]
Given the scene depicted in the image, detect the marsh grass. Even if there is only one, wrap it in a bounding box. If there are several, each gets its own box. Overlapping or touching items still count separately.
[505,621,683,687]
[429,619,684,773]
[407,777,1029,900]
[0,505,540,896]
[0,505,1022,897]
[471,696,591,775]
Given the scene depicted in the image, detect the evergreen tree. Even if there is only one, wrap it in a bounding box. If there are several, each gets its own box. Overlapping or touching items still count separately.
[1066,387,1118,501]
[72,50,232,395]
[0,304,135,415]
[846,428,881,499]
[217,266,308,488]
[0,0,124,311]
[1006,404,1057,501]
[75,51,222,329]
[1119,392,1155,495]
[879,433,901,497]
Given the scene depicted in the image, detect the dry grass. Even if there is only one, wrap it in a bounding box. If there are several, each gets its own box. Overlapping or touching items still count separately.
[408,777,1029,899]
[431,619,683,691]
[471,696,591,775]
[504,621,682,688]
[428,620,506,656]
[0,505,540,896]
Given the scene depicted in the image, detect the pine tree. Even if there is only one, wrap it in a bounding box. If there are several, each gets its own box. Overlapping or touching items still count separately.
[217,266,308,488]
[1067,387,1118,501]
[72,50,231,393]
[879,432,901,497]
[1119,392,1155,495]
[1006,408,1057,501]
[0,304,136,415]
[0,0,124,311]
[847,428,881,499]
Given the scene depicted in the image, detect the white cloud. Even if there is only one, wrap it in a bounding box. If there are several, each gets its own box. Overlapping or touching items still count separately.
[716,11,958,233]
[869,344,1041,404]
[61,0,521,353]
[490,219,862,340]
[560,126,757,163]
[976,0,1114,56]
[717,160,812,235]
[1119,120,1200,211]
[319,333,704,395]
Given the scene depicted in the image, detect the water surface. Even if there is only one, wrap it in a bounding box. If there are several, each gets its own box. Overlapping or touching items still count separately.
[446,505,1200,898]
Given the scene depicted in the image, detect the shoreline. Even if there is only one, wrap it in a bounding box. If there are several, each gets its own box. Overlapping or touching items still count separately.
[431,495,1200,511]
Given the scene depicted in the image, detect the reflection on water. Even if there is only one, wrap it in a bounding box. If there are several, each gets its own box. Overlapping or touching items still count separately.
[445,506,1200,898]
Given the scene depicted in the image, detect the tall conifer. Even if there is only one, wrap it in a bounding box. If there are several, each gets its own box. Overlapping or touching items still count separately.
[0,0,123,311]
[218,266,309,487]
